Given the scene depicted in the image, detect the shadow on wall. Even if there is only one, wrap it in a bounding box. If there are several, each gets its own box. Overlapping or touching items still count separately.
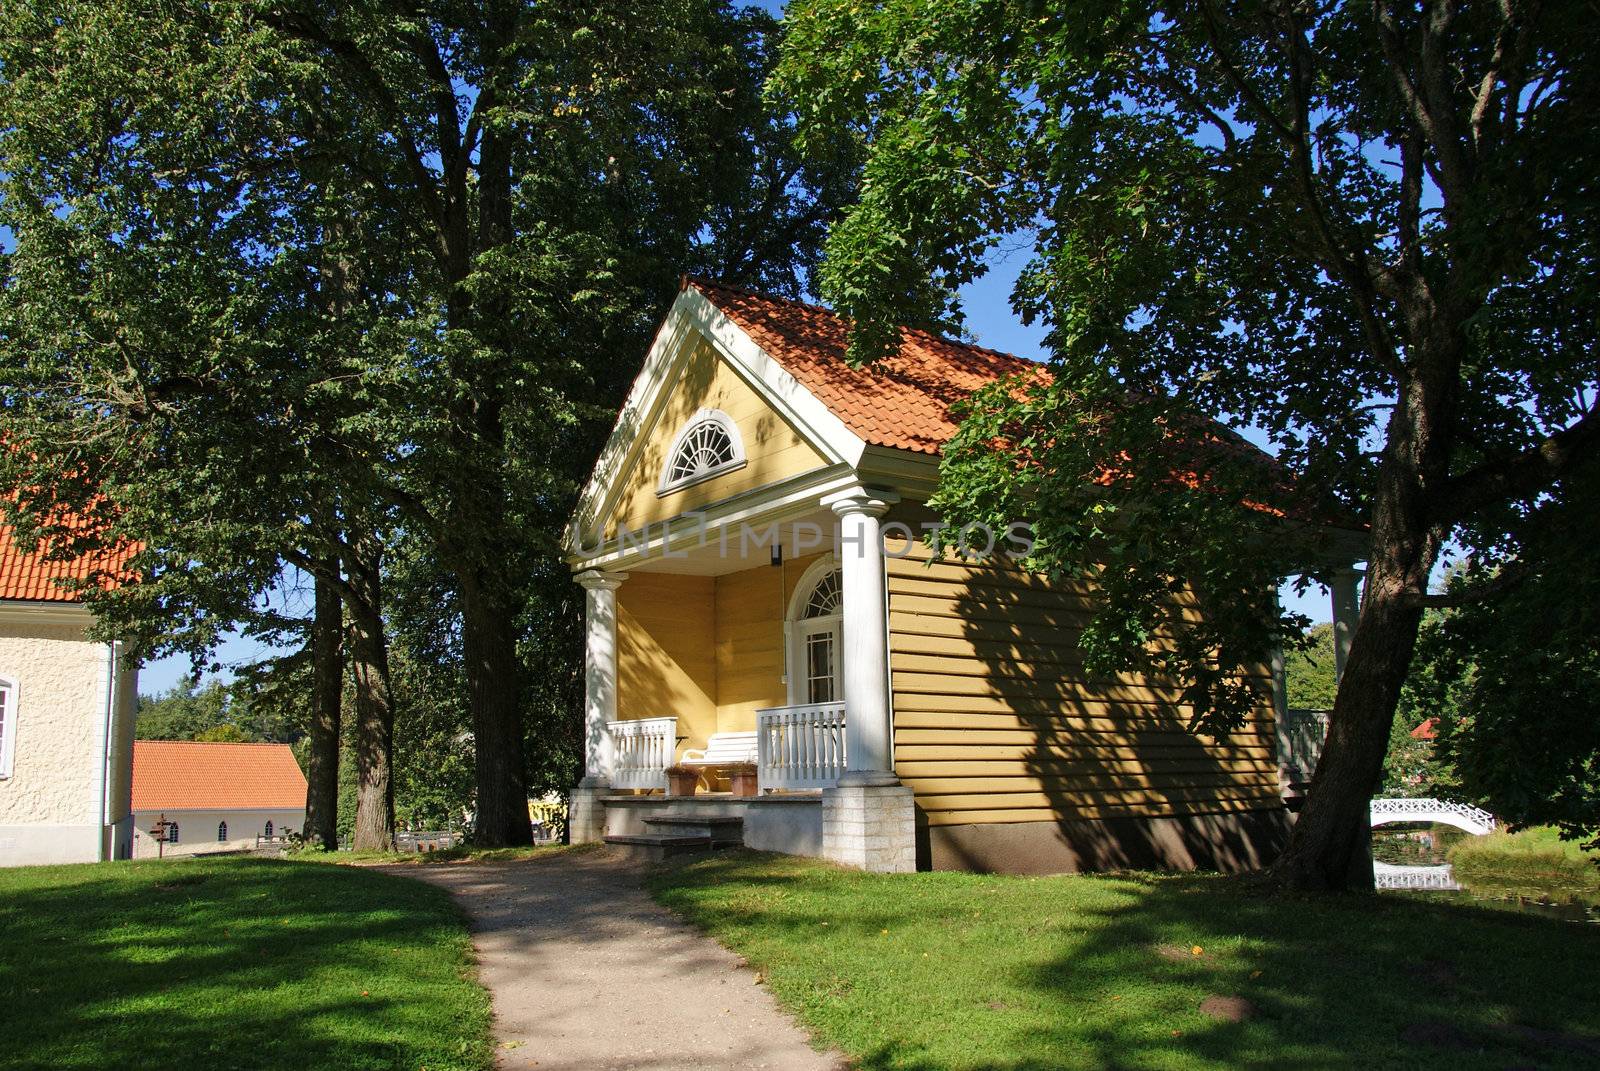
[899,546,1287,874]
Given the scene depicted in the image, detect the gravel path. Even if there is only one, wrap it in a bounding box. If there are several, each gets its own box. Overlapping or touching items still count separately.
[387,850,843,1071]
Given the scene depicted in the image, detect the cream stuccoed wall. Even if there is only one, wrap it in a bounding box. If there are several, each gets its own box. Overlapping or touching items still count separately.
[131,809,306,859]
[0,603,136,867]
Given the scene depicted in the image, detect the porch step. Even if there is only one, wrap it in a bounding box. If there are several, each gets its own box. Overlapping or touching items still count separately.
[642,814,745,845]
[602,832,718,863]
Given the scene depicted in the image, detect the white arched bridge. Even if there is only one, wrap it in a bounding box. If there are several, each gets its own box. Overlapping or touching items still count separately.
[1370,797,1497,835]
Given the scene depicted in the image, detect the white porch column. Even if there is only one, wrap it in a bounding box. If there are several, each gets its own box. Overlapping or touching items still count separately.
[1329,567,1362,683]
[818,485,915,873]
[823,485,900,786]
[570,569,625,844]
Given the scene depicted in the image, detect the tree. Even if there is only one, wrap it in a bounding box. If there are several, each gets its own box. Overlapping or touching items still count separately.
[3,1,850,848]
[775,0,1600,889]
[1415,471,1600,849]
[1284,624,1338,710]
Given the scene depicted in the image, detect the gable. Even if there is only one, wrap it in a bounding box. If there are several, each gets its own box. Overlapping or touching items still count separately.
[572,287,866,552]
[604,339,828,539]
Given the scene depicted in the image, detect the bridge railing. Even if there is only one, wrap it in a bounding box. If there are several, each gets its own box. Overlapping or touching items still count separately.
[1370,797,1496,834]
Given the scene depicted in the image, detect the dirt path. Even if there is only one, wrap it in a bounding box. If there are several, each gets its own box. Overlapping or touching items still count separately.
[387,850,843,1071]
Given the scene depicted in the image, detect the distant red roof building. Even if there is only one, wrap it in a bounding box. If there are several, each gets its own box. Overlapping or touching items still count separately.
[132,741,307,811]
[1410,718,1440,741]
[0,517,139,602]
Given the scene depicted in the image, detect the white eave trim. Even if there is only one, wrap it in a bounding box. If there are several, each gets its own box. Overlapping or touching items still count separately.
[0,599,93,628]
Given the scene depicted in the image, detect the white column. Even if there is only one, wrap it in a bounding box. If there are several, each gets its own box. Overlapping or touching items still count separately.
[823,485,900,787]
[576,569,626,787]
[1330,567,1362,683]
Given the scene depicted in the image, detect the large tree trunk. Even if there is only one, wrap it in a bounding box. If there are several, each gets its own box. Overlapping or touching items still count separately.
[1272,357,1452,890]
[346,533,396,852]
[445,59,532,849]
[302,562,343,848]
[462,575,533,846]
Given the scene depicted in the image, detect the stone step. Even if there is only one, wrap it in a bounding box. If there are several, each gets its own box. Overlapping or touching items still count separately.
[602,832,717,863]
[642,815,745,845]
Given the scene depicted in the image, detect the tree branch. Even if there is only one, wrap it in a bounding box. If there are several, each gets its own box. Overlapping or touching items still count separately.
[1432,401,1600,522]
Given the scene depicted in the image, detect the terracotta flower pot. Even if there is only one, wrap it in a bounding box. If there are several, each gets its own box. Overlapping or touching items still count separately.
[728,764,759,798]
[665,766,700,796]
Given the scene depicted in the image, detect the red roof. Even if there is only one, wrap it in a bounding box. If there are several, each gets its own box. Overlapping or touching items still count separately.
[0,516,139,603]
[132,741,307,812]
[1410,718,1439,741]
[691,278,1041,455]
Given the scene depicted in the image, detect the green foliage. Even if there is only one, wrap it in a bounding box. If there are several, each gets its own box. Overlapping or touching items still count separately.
[1283,623,1337,710]
[0,858,492,1070]
[135,680,300,745]
[652,852,1600,1069]
[1420,474,1600,850]
[1449,827,1600,905]
[772,0,1600,743]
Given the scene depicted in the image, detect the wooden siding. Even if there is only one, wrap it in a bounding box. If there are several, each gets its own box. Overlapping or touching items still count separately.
[617,573,716,755]
[712,553,825,734]
[607,339,827,540]
[887,543,1281,828]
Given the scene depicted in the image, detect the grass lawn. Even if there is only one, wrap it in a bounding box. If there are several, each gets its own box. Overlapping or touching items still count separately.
[1449,826,1600,906]
[320,842,580,868]
[0,856,491,1071]
[650,852,1600,1071]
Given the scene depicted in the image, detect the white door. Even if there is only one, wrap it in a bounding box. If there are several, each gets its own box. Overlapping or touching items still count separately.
[795,617,842,704]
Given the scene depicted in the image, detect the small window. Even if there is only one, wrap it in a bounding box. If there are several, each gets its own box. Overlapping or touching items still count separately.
[658,409,745,494]
[0,677,15,779]
[217,821,228,842]
[264,820,274,839]
[166,823,180,844]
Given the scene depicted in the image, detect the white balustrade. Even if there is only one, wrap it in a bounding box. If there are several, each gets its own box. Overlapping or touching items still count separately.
[608,717,677,790]
[1370,797,1497,835]
[757,702,847,791]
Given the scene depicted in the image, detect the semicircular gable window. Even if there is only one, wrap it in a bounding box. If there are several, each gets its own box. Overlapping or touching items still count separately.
[658,409,746,494]
[801,569,842,618]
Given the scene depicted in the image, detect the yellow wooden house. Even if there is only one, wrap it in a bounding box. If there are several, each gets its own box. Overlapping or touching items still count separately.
[565,279,1363,874]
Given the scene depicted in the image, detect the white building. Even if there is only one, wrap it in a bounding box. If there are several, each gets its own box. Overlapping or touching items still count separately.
[131,740,306,857]
[0,523,139,867]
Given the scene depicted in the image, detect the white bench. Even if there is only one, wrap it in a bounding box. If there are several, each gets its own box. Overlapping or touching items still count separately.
[679,731,759,768]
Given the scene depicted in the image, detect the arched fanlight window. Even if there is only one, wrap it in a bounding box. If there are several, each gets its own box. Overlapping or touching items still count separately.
[801,569,842,618]
[658,409,745,494]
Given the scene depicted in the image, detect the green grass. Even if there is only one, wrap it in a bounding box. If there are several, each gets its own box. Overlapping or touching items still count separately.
[1450,826,1600,906]
[650,852,1600,1071]
[0,856,492,1071]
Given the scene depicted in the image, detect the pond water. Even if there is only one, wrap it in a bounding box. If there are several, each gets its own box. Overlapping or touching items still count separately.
[1371,828,1600,924]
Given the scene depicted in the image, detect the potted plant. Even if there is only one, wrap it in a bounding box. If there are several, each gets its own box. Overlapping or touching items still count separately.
[727,762,759,798]
[665,765,701,796]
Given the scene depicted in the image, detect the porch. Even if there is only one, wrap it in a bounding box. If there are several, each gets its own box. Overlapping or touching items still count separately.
[567,483,917,871]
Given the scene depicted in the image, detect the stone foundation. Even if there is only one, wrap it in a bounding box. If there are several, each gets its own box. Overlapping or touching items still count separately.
[821,783,915,872]
[568,785,608,845]
[920,808,1293,875]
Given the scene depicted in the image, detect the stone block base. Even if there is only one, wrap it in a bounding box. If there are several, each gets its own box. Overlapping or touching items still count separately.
[568,785,608,844]
[822,783,915,872]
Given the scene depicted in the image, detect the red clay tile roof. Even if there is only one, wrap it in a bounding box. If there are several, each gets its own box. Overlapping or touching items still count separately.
[690,278,1042,455]
[132,740,307,812]
[0,516,139,603]
[1410,718,1440,741]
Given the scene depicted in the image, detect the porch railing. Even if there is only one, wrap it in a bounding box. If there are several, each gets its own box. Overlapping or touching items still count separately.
[756,702,847,791]
[608,716,677,790]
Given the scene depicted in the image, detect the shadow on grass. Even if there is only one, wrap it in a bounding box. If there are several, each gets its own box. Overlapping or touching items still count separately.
[0,857,490,1071]
[652,853,1600,1071]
